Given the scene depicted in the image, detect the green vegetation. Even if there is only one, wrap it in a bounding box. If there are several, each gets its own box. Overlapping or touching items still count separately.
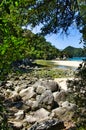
[62,46,86,57]
[67,62,86,129]
[31,60,74,79]
[0,0,86,129]
[30,68,73,79]
[34,60,56,67]
[0,0,86,80]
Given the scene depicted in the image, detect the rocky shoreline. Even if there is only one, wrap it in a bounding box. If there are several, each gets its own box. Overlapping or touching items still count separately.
[0,71,77,130]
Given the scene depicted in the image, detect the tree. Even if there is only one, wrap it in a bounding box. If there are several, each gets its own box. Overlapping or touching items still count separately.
[0,0,86,129]
[0,0,86,75]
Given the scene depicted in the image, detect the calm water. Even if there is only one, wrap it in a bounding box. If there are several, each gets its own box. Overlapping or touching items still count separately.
[67,57,86,61]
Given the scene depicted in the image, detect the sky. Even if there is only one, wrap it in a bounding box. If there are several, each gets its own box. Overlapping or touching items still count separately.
[45,28,83,50]
[27,25,83,50]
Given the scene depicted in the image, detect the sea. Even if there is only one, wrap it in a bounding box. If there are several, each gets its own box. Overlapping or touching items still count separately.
[67,57,86,61]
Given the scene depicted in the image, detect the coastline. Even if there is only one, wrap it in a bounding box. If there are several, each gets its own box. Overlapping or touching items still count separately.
[52,60,82,67]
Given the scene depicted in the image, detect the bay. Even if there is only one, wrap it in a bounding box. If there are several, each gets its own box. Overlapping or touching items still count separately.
[67,57,86,61]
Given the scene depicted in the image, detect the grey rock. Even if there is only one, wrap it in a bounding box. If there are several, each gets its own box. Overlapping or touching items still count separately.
[25,108,50,124]
[11,94,22,102]
[31,101,39,111]
[15,110,25,120]
[44,80,60,92]
[28,118,65,130]
[24,115,37,124]
[62,101,77,111]
[33,79,60,92]
[37,90,54,110]
[35,85,46,95]
[6,80,13,88]
[9,121,23,130]
[19,87,36,101]
[25,100,39,111]
[52,106,75,121]
[61,101,70,107]
[53,90,68,104]
[33,108,50,120]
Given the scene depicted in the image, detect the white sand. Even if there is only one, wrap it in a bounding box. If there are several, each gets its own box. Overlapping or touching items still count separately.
[52,60,82,67]
[52,60,82,90]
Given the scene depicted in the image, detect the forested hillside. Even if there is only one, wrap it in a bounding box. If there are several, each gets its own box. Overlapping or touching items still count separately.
[62,46,85,57]
[23,30,60,60]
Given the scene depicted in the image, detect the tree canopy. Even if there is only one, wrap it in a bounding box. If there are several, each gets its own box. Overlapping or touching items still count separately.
[0,0,86,79]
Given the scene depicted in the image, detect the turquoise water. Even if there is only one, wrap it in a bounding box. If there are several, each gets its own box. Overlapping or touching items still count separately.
[67,57,86,61]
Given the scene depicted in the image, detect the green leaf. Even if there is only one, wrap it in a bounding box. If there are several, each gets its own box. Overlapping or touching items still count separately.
[15,1,18,7]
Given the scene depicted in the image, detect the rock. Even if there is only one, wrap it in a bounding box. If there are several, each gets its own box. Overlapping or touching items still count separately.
[19,87,36,101]
[53,90,68,104]
[28,118,65,130]
[37,90,54,110]
[6,89,13,97]
[35,85,46,95]
[62,101,77,111]
[33,108,50,121]
[33,79,60,92]
[24,115,37,124]
[25,100,39,111]
[9,121,23,130]
[61,101,70,107]
[54,78,68,91]
[52,107,75,121]
[6,80,13,88]
[15,110,25,120]
[11,93,22,102]
[24,108,50,124]
[1,76,78,130]
[45,80,60,92]
[52,107,67,118]
[31,101,39,111]
[13,101,23,109]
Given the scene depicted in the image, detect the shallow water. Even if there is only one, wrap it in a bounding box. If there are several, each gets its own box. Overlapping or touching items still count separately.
[67,57,86,61]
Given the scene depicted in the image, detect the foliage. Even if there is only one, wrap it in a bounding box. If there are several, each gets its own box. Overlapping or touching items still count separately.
[0,1,60,80]
[67,61,86,128]
[0,0,86,80]
[0,0,86,129]
[23,31,60,60]
[62,46,85,57]
[78,0,86,45]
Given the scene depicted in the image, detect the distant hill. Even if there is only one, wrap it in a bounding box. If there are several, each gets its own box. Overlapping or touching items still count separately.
[62,46,85,57]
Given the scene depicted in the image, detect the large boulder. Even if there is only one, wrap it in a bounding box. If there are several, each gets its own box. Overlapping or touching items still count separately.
[52,105,75,121]
[53,90,68,104]
[35,85,46,95]
[44,80,60,92]
[25,100,39,111]
[36,90,54,110]
[19,87,36,101]
[33,108,50,121]
[33,79,60,92]
[24,108,50,124]
[61,101,77,111]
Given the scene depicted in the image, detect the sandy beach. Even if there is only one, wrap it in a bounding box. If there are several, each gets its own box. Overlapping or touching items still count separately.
[52,60,82,67]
